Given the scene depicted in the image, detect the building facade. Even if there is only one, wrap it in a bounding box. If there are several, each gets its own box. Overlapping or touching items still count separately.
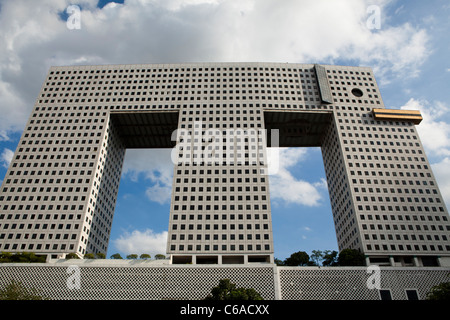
[0,62,449,266]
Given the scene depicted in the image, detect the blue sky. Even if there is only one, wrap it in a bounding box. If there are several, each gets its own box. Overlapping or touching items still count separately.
[0,0,449,261]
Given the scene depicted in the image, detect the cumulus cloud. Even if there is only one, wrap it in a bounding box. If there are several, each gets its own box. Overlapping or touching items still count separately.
[122,149,173,183]
[145,182,173,205]
[1,148,14,168]
[269,148,324,207]
[400,98,450,156]
[300,226,312,240]
[0,0,446,260]
[0,131,10,142]
[0,0,432,135]
[112,229,168,256]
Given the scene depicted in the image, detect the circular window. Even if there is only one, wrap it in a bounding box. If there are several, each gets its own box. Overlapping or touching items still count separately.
[351,88,363,97]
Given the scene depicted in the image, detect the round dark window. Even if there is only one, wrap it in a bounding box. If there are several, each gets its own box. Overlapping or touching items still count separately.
[351,88,363,97]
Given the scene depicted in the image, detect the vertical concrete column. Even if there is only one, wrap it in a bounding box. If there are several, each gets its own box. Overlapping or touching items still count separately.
[273,266,282,300]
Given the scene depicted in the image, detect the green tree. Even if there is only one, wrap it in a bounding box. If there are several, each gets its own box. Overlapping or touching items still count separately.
[0,280,48,300]
[155,254,166,260]
[227,287,263,300]
[274,258,285,266]
[96,252,106,259]
[322,250,338,266]
[110,253,123,259]
[204,279,263,300]
[284,251,310,266]
[84,253,95,259]
[0,252,46,263]
[426,275,450,300]
[65,253,80,259]
[337,249,365,266]
[127,254,138,259]
[140,254,151,259]
[0,252,13,262]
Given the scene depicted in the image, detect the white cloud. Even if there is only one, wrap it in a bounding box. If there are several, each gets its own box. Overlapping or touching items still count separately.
[314,178,328,190]
[0,0,441,209]
[1,148,14,168]
[122,149,174,204]
[400,98,450,156]
[0,131,10,141]
[112,229,168,256]
[356,24,430,83]
[399,98,450,208]
[123,149,173,183]
[269,148,324,207]
[0,81,29,134]
[301,226,313,240]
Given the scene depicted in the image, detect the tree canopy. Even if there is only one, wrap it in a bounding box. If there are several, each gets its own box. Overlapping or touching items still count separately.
[322,250,339,266]
[0,280,48,300]
[337,249,366,266]
[204,279,263,300]
[276,248,365,267]
[0,252,46,263]
[284,251,310,266]
[110,253,165,260]
[426,275,450,300]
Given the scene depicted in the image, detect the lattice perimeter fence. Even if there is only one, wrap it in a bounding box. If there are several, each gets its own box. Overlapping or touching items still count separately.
[0,261,448,300]
[278,267,449,300]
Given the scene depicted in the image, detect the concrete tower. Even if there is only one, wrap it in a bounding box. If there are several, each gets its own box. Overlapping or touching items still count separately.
[0,63,449,266]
